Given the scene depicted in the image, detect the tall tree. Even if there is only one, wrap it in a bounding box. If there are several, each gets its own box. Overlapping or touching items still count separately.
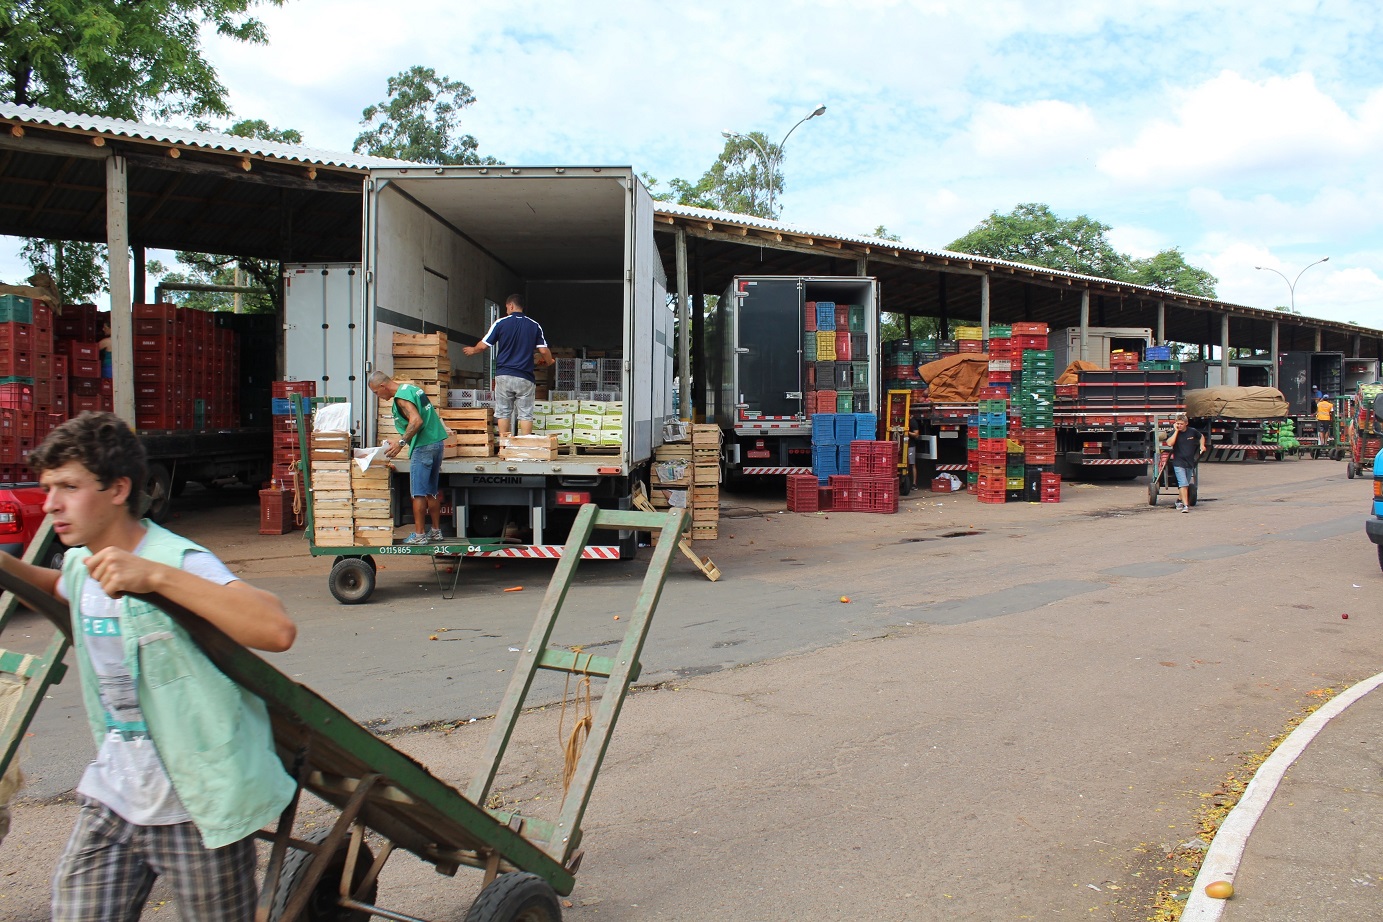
[1125,247,1218,297]
[196,117,302,145]
[0,0,284,120]
[354,66,498,164]
[648,134,782,219]
[19,238,106,303]
[949,203,1130,279]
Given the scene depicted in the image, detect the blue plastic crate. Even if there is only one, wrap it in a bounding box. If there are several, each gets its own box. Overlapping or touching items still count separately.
[812,414,837,443]
[1145,345,1171,361]
[833,414,857,442]
[815,301,838,329]
[853,412,878,439]
[271,397,294,415]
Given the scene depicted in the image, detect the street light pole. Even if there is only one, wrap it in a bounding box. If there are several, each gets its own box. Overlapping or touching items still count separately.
[1254,256,1329,314]
[722,104,826,217]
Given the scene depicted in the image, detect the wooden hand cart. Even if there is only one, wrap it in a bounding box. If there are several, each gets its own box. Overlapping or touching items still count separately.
[0,503,688,922]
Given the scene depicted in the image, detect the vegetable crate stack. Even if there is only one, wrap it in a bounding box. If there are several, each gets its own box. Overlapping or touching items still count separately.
[804,301,868,419]
[122,303,240,430]
[1011,322,1058,504]
[309,430,354,546]
[649,442,693,511]
[439,407,495,458]
[269,380,315,489]
[499,433,560,461]
[351,458,393,547]
[0,294,60,480]
[690,424,722,540]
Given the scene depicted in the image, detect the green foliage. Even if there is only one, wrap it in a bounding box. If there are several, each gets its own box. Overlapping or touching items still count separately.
[949,203,1130,279]
[195,117,303,145]
[353,66,499,165]
[1125,247,1218,297]
[18,238,107,302]
[648,134,781,219]
[869,226,903,242]
[949,203,1218,298]
[880,313,939,344]
[0,0,283,120]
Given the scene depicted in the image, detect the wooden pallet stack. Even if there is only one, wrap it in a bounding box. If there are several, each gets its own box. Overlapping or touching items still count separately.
[310,431,353,546]
[380,331,449,458]
[352,457,393,546]
[690,425,722,541]
[439,407,495,458]
[499,433,560,461]
[649,442,693,509]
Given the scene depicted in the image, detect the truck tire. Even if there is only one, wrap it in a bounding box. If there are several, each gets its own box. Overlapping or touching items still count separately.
[329,558,375,605]
[463,872,562,922]
[1347,460,1356,479]
[268,827,377,922]
[143,464,173,523]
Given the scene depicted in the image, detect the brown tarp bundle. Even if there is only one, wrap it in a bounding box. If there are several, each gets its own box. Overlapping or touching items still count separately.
[1185,386,1289,419]
[0,273,61,307]
[1057,360,1102,385]
[919,353,990,402]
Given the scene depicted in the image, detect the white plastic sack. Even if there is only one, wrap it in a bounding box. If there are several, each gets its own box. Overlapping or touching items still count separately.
[314,402,351,433]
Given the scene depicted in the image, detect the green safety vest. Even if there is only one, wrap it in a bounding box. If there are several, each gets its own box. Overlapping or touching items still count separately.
[392,383,450,449]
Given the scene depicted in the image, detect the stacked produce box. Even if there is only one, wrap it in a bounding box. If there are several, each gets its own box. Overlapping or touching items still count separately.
[690,424,722,540]
[259,380,314,534]
[309,429,353,546]
[123,303,239,430]
[0,295,58,480]
[804,301,868,417]
[1012,323,1057,503]
[499,433,560,461]
[986,325,1013,390]
[351,457,393,546]
[649,441,693,509]
[528,398,623,452]
[954,325,984,354]
[967,396,1009,504]
[392,331,448,407]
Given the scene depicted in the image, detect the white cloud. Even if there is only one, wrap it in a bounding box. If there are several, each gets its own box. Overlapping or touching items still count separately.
[958,100,1100,168]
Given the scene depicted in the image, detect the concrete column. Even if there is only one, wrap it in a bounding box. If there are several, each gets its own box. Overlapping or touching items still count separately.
[979,274,990,340]
[1221,313,1230,377]
[1079,290,1090,362]
[107,155,134,425]
[1270,320,1280,388]
[1156,300,1165,344]
[675,227,691,421]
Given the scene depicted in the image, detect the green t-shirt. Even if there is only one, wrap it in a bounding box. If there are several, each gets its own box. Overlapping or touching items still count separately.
[392,383,450,449]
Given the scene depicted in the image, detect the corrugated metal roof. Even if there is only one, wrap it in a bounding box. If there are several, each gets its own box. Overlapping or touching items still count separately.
[0,103,415,171]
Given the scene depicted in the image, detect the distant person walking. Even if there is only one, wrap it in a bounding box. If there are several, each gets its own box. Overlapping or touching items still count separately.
[368,371,449,545]
[463,294,554,438]
[1165,413,1207,513]
[1316,393,1334,445]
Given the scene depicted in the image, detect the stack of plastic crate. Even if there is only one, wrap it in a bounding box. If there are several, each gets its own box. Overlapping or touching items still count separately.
[973,398,1009,504]
[786,472,820,512]
[986,325,1013,392]
[1040,471,1061,503]
[965,413,980,492]
[840,440,900,513]
[270,381,315,490]
[954,325,984,354]
[1013,330,1057,502]
[1109,349,1139,370]
[811,413,844,485]
[1139,345,1179,372]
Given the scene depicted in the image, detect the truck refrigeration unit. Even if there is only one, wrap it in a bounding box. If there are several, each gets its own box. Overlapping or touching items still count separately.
[708,276,880,478]
[361,166,675,558]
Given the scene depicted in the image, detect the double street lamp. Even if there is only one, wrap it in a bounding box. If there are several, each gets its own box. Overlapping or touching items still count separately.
[722,104,827,217]
[1254,256,1329,314]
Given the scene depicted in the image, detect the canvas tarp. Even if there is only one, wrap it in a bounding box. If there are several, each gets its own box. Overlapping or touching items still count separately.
[1185,386,1289,419]
[1057,360,1102,385]
[919,353,990,402]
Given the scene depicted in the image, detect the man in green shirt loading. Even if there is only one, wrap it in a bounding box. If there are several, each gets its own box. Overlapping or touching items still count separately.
[369,371,451,544]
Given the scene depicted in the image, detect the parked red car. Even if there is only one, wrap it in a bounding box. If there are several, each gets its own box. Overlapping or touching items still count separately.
[0,480,60,569]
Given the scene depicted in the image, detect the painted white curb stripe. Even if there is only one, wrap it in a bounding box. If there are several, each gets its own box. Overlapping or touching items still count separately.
[1180,670,1383,921]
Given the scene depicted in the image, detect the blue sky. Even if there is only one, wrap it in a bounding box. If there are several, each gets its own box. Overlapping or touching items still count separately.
[16,0,1383,330]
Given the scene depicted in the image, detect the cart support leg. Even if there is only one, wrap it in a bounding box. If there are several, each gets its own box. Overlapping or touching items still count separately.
[254,748,310,922]
[430,555,466,600]
[275,773,381,922]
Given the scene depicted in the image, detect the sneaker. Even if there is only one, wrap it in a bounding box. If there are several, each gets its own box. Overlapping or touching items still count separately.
[402,532,429,545]
[425,528,444,542]
[1180,505,1190,513]
[1174,501,1185,510]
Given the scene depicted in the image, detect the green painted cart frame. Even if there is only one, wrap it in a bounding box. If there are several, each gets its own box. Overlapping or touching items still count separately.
[0,502,688,922]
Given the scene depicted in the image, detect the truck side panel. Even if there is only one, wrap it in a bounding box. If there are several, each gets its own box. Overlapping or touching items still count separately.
[283,263,365,431]
[628,177,665,463]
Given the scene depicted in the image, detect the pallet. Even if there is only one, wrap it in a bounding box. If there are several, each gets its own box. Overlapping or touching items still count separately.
[632,484,720,581]
[565,444,621,456]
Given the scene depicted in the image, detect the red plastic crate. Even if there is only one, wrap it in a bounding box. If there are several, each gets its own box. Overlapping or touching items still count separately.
[817,486,835,512]
[0,322,33,351]
[70,357,100,379]
[849,440,898,476]
[846,475,899,513]
[834,306,849,330]
[0,383,33,412]
[65,340,99,362]
[1011,322,1049,335]
[271,381,317,399]
[1014,335,1049,350]
[814,391,837,414]
[834,332,852,361]
[786,473,820,512]
[72,395,102,413]
[0,351,31,378]
[958,341,983,353]
[977,491,1006,504]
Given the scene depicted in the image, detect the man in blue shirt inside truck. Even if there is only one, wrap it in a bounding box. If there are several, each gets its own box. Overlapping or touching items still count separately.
[463,294,554,439]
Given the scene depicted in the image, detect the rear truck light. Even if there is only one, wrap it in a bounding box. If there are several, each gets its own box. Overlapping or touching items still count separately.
[556,491,591,506]
[0,501,20,535]
[1374,479,1382,499]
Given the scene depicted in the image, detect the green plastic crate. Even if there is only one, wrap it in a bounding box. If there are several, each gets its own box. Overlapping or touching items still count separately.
[0,295,33,325]
[852,361,870,383]
[0,375,34,386]
[836,392,854,413]
[848,305,866,332]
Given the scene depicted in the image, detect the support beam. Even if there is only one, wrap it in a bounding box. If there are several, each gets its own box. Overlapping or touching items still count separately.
[107,155,134,425]
[1156,301,1165,344]
[1221,313,1230,378]
[692,237,705,424]
[937,273,949,340]
[1079,290,1090,362]
[1270,320,1280,388]
[855,255,868,276]
[1352,332,1361,357]
[979,273,990,339]
[675,227,691,421]
[1314,327,1322,351]
[133,246,146,305]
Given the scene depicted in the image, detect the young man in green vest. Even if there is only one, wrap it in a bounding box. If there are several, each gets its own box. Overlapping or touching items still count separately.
[0,411,296,921]
[368,370,451,544]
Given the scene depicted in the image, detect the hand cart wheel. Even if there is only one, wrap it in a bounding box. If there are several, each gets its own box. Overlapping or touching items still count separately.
[463,872,563,922]
[899,473,913,496]
[1347,459,1356,478]
[1147,474,1159,506]
[329,557,376,605]
[335,554,377,574]
[269,827,378,922]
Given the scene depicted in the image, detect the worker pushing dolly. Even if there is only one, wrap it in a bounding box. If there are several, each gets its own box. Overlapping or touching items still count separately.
[1149,413,1204,509]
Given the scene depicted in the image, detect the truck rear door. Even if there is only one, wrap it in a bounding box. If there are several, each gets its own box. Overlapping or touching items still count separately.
[732,278,802,423]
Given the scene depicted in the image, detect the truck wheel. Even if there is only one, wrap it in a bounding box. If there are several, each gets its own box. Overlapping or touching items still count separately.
[1347,461,1356,479]
[329,558,375,605]
[463,872,562,922]
[268,827,377,922]
[143,464,173,523]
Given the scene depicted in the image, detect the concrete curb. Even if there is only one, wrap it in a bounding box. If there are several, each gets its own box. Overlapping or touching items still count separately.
[1180,669,1383,920]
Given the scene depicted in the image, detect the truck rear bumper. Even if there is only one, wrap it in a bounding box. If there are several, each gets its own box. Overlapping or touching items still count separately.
[1367,517,1383,546]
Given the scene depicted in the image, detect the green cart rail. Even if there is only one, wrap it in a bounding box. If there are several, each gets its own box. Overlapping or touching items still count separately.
[0,502,688,922]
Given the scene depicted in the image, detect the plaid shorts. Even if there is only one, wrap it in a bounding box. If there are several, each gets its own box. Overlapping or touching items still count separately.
[52,796,257,922]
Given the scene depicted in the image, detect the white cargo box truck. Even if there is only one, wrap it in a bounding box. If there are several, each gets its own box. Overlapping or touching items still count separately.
[1051,326,1154,370]
[362,166,674,557]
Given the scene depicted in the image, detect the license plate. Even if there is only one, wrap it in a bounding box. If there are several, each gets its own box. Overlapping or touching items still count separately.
[747,450,771,458]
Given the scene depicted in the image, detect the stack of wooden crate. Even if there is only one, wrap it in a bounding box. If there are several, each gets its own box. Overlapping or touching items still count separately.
[649,442,693,509]
[351,457,393,546]
[439,407,495,458]
[310,431,353,546]
[392,331,448,404]
[690,425,722,541]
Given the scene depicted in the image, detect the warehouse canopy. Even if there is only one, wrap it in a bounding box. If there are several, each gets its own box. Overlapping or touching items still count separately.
[0,103,409,263]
